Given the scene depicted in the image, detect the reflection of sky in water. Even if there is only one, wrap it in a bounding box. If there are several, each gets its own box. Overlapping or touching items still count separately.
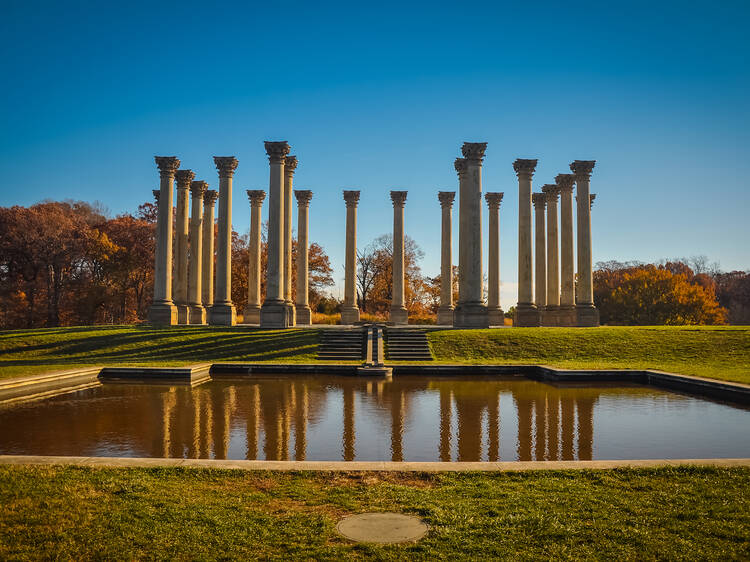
[1,377,748,462]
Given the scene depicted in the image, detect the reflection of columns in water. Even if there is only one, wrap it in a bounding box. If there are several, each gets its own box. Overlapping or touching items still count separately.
[160,388,177,458]
[561,397,575,460]
[488,390,500,462]
[547,394,560,461]
[390,388,405,462]
[577,397,594,460]
[294,383,308,461]
[439,388,452,462]
[455,396,482,462]
[189,389,202,458]
[515,396,533,461]
[534,395,547,461]
[343,386,356,461]
[246,385,259,460]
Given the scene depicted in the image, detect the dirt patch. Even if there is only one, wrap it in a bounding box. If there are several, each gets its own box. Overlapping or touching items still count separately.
[324,471,437,489]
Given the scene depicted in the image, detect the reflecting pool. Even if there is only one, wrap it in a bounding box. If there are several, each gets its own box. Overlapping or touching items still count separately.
[1,376,749,461]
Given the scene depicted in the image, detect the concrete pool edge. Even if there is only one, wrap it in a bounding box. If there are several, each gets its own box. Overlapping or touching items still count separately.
[1,455,749,471]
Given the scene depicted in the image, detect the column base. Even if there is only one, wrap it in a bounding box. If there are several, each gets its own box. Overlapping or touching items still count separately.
[285,301,296,326]
[148,302,178,326]
[541,306,559,327]
[389,306,408,325]
[176,304,190,325]
[243,304,261,325]
[295,305,312,325]
[437,306,454,326]
[260,300,292,328]
[557,305,577,327]
[514,303,540,327]
[454,302,489,329]
[576,304,600,327]
[188,305,206,325]
[487,306,505,327]
[340,306,360,325]
[209,302,236,326]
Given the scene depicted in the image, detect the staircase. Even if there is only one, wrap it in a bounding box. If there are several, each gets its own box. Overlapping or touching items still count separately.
[317,328,366,361]
[384,328,433,361]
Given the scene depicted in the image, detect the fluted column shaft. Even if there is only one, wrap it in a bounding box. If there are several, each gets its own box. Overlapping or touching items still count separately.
[556,174,576,326]
[174,169,194,324]
[437,192,455,325]
[543,184,560,320]
[390,191,408,325]
[284,156,298,325]
[295,190,313,325]
[341,191,360,325]
[149,156,180,325]
[513,159,540,326]
[201,191,217,308]
[188,181,207,324]
[571,160,599,326]
[245,190,265,324]
[209,157,238,325]
[532,193,547,309]
[485,192,504,325]
[455,159,468,303]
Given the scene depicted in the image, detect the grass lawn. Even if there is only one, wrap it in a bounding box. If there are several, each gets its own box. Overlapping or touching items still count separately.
[0,465,748,560]
[0,324,748,384]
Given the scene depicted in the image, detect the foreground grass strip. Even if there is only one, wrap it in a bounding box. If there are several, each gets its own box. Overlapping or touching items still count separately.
[0,466,748,560]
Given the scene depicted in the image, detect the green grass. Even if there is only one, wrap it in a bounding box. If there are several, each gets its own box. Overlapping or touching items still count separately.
[428,326,750,384]
[0,465,748,560]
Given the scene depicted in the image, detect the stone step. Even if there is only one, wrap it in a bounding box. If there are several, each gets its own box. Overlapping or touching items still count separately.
[317,328,366,361]
[384,328,433,361]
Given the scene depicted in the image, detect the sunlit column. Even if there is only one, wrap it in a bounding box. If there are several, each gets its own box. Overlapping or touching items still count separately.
[149,156,180,325]
[513,158,540,326]
[390,191,408,325]
[209,156,238,326]
[261,141,291,328]
[341,190,361,324]
[437,191,455,325]
[201,190,218,309]
[174,169,194,324]
[556,173,577,326]
[283,156,298,325]
[485,192,504,326]
[295,190,313,325]
[532,193,547,311]
[188,180,207,325]
[571,160,600,326]
[244,190,266,324]
[542,183,560,326]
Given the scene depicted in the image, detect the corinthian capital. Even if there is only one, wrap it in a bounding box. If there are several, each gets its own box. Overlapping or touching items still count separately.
[264,141,291,164]
[532,192,546,209]
[570,160,596,178]
[190,180,208,197]
[542,184,560,202]
[203,189,219,206]
[390,190,407,207]
[343,190,360,208]
[154,156,180,177]
[214,156,239,178]
[438,191,455,208]
[454,158,467,176]
[175,169,195,188]
[152,189,160,204]
[513,158,538,178]
[485,192,504,209]
[461,142,488,163]
[247,189,266,206]
[295,190,313,207]
[555,173,575,192]
[284,155,298,175]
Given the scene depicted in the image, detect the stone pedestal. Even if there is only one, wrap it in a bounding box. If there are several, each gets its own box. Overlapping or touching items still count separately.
[283,156,297,325]
[209,156,238,326]
[201,190,218,310]
[245,190,265,324]
[295,190,313,325]
[390,191,408,325]
[513,158,539,327]
[542,183,560,327]
[341,190,360,325]
[437,191,455,325]
[485,192,504,326]
[261,141,292,328]
[149,156,180,325]
[187,180,207,325]
[556,173,577,327]
[571,160,599,327]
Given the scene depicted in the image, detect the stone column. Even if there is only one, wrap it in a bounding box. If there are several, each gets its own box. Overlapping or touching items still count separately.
[244,190,265,324]
[283,156,298,325]
[209,157,238,325]
[437,191,455,325]
[390,191,408,325]
[201,190,218,309]
[532,193,547,311]
[294,190,313,325]
[149,156,180,325]
[174,170,194,324]
[542,184,560,326]
[454,158,468,306]
[485,192,504,326]
[556,173,577,326]
[187,181,207,324]
[571,160,599,326]
[261,141,291,328]
[341,190,360,325]
[513,158,539,327]
[454,142,488,328]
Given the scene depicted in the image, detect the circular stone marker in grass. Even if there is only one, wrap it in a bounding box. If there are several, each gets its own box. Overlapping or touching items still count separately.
[336,512,428,544]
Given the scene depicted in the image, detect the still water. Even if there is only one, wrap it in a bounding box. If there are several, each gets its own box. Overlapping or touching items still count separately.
[1,376,749,462]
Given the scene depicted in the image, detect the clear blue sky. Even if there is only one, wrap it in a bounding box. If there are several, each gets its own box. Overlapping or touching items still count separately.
[1,0,748,308]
